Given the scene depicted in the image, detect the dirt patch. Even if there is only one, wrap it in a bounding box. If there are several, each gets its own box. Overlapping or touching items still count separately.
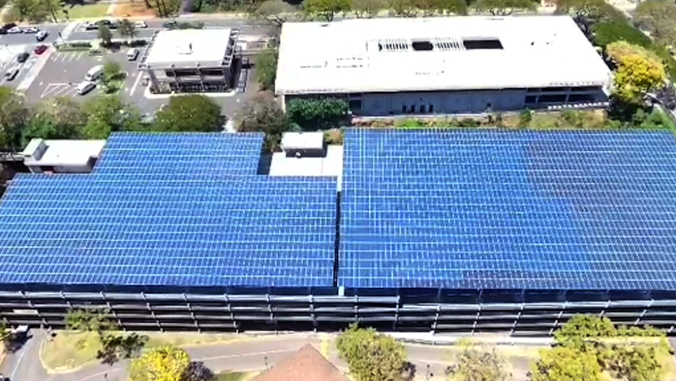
[112,1,156,17]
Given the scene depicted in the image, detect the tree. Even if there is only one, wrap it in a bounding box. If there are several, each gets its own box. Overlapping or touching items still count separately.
[255,48,278,91]
[101,61,125,93]
[388,0,417,17]
[472,0,535,15]
[635,1,676,48]
[0,87,29,151]
[97,332,149,365]
[606,345,662,381]
[286,98,349,130]
[82,96,141,139]
[40,0,63,22]
[250,0,298,28]
[351,0,386,17]
[118,19,138,40]
[235,91,291,150]
[153,95,223,132]
[98,24,113,46]
[65,308,117,334]
[337,324,412,381]
[129,345,191,381]
[445,341,510,381]
[12,0,49,22]
[531,346,603,381]
[23,97,85,146]
[432,0,467,15]
[607,42,666,105]
[555,0,606,37]
[303,0,351,21]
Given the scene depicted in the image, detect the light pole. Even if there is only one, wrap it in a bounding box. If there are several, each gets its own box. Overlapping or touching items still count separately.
[264,356,269,369]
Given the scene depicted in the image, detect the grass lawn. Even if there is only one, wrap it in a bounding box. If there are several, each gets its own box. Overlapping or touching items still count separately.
[63,3,110,20]
[41,331,239,372]
[215,372,254,381]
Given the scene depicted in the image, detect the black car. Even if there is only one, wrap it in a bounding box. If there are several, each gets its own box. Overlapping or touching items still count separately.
[0,22,16,34]
[98,19,118,29]
[16,52,29,63]
[163,20,178,29]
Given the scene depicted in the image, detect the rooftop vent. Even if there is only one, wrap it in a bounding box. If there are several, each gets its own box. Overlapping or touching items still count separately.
[378,38,410,52]
[462,38,503,50]
[176,42,193,55]
[411,40,434,51]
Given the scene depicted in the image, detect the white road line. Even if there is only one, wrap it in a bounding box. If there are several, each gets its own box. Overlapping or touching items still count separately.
[10,337,31,380]
[129,72,143,96]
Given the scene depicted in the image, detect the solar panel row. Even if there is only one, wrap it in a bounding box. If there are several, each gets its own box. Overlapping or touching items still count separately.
[339,129,676,290]
[0,132,338,288]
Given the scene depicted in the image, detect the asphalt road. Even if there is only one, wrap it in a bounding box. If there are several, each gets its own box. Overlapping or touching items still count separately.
[0,330,540,381]
[0,25,64,46]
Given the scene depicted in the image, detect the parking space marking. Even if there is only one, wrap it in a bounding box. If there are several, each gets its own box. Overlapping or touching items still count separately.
[41,83,76,98]
[129,72,143,96]
[51,51,84,63]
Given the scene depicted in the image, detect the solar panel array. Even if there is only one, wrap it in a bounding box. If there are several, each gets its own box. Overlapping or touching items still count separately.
[0,132,337,288]
[340,129,676,290]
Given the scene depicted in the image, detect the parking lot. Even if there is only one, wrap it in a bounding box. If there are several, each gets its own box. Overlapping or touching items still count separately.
[16,43,257,122]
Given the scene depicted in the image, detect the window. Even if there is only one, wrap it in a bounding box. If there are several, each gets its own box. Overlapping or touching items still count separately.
[541,86,569,92]
[568,93,596,103]
[411,104,416,113]
[429,104,434,113]
[571,86,601,92]
[525,95,537,104]
[201,69,223,76]
[462,38,503,50]
[402,105,407,113]
[486,102,493,111]
[419,105,426,113]
[527,88,540,93]
[412,40,434,51]
[538,94,567,103]
[349,99,362,111]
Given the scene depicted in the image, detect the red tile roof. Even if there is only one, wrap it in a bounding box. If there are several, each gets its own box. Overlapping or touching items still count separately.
[251,344,349,381]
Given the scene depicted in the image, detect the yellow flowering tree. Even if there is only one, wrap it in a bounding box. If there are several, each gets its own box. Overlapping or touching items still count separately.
[607,41,666,105]
[129,345,191,381]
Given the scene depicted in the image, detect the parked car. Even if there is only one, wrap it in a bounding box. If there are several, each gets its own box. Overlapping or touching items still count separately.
[33,44,48,55]
[135,20,148,28]
[36,30,48,41]
[4,66,19,81]
[76,81,96,95]
[85,21,98,30]
[8,26,23,34]
[98,19,118,29]
[22,26,38,33]
[126,48,139,61]
[163,20,178,29]
[16,52,29,63]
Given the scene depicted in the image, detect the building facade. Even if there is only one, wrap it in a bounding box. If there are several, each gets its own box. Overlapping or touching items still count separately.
[276,17,612,115]
[138,29,239,94]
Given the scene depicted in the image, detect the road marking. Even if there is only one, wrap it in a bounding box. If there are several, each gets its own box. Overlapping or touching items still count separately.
[10,336,31,380]
[129,72,143,96]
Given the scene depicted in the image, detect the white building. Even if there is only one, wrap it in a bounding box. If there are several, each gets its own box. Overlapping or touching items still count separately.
[276,16,612,116]
[139,28,239,93]
[21,139,105,174]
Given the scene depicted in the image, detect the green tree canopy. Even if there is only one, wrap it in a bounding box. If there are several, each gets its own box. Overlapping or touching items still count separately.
[235,91,291,150]
[0,86,29,151]
[98,24,113,45]
[153,95,223,132]
[23,96,85,146]
[446,341,510,381]
[82,95,141,139]
[531,346,603,381]
[255,48,278,91]
[286,98,348,130]
[635,0,676,48]
[606,41,666,105]
[472,0,535,15]
[302,0,351,21]
[129,345,191,381]
[250,0,298,27]
[118,19,138,40]
[351,0,386,17]
[65,308,117,333]
[337,324,411,381]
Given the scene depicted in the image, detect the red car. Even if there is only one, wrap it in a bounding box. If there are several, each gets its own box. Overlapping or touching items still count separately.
[33,44,48,55]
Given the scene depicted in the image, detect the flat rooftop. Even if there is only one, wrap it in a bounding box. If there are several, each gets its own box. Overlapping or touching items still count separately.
[144,29,233,67]
[22,139,105,167]
[276,16,612,94]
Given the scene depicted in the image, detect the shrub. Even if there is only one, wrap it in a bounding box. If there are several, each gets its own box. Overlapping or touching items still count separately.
[286,98,349,130]
[324,128,344,145]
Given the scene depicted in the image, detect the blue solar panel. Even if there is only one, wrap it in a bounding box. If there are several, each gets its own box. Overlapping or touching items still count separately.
[339,129,676,290]
[95,132,264,175]
[0,133,337,288]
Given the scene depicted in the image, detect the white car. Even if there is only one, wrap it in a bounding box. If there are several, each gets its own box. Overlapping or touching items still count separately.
[7,26,22,34]
[134,20,148,28]
[22,27,38,33]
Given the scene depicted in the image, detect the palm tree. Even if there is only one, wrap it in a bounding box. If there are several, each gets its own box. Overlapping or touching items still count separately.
[41,0,63,22]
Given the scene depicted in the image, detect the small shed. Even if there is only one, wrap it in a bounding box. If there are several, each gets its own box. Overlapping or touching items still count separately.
[281,132,325,157]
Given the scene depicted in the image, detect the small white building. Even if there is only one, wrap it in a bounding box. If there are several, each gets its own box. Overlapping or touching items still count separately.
[21,139,105,174]
[276,16,612,116]
[139,28,239,93]
[281,131,325,157]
